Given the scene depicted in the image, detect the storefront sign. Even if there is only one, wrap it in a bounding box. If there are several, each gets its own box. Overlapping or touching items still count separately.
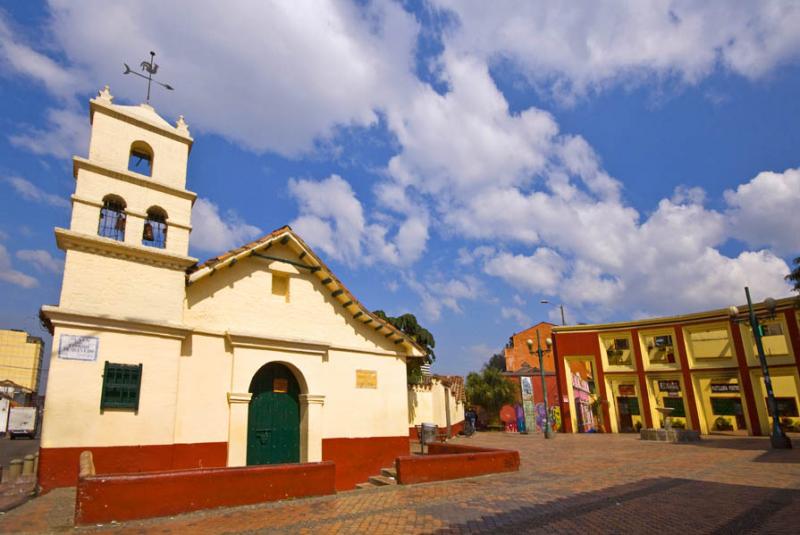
[618,384,636,396]
[356,369,377,389]
[658,380,681,393]
[521,376,533,401]
[710,383,740,393]
[58,334,99,361]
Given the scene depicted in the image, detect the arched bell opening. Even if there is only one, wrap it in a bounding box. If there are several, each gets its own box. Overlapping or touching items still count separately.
[142,205,168,248]
[98,194,127,241]
[246,362,304,465]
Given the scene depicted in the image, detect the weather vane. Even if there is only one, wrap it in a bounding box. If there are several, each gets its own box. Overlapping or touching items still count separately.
[123,51,174,104]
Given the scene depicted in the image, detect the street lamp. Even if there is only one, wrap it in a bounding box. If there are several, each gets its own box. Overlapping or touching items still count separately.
[729,287,791,449]
[540,300,566,326]
[526,332,554,439]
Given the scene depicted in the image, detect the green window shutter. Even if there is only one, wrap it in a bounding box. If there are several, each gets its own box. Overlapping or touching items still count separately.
[100,362,143,411]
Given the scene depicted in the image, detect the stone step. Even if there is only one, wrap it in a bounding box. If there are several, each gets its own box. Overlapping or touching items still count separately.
[380,467,397,479]
[355,482,376,490]
[368,475,397,486]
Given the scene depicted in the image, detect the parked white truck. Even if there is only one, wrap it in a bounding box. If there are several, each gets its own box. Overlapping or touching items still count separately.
[8,406,37,439]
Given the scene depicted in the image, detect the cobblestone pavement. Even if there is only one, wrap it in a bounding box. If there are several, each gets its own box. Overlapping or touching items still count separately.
[2,433,800,534]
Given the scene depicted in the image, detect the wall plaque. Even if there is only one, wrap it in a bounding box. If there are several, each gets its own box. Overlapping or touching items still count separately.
[356,369,377,389]
[58,334,99,361]
[618,384,636,396]
[710,383,740,393]
[658,380,681,393]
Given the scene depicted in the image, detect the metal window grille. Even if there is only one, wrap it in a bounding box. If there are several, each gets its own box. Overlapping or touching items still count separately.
[100,362,142,411]
[98,200,126,241]
[142,212,167,248]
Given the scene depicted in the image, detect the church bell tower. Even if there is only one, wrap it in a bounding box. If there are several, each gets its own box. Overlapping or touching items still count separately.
[54,86,197,324]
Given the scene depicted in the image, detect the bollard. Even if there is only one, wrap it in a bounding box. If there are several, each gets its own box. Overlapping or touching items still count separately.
[9,458,23,481]
[34,452,39,476]
[23,454,35,476]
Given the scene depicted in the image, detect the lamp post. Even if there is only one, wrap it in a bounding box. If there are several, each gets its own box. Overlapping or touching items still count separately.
[526,332,554,439]
[540,300,566,326]
[729,287,791,449]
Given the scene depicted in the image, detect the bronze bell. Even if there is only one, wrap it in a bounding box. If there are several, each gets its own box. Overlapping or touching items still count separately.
[143,222,154,241]
[115,214,126,232]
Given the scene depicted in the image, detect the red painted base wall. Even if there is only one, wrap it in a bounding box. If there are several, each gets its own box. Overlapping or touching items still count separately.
[39,442,227,493]
[75,461,336,525]
[395,443,520,485]
[322,436,409,490]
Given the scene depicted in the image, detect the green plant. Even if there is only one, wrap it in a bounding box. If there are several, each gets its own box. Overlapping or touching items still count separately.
[374,310,435,383]
[466,367,515,427]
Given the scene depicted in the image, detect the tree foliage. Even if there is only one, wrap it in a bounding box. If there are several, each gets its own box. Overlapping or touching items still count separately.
[485,352,506,372]
[373,310,435,384]
[466,367,515,425]
[787,257,800,293]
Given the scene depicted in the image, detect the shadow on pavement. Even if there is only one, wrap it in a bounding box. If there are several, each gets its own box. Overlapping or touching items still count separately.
[430,478,800,534]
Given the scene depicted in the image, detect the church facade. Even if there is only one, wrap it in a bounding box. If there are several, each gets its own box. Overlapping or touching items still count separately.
[38,88,424,492]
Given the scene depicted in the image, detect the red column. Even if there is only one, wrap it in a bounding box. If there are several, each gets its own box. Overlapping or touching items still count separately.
[673,324,701,431]
[552,335,573,433]
[593,352,612,433]
[630,329,653,428]
[730,319,762,436]
[784,309,800,370]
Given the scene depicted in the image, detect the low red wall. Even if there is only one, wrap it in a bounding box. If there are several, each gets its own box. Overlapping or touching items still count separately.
[38,442,227,493]
[395,443,519,485]
[75,461,336,525]
[322,436,408,490]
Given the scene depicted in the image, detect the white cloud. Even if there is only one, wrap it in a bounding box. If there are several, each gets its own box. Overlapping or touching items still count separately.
[3,176,69,208]
[16,249,63,274]
[404,274,482,321]
[9,107,89,159]
[501,306,531,328]
[289,174,426,266]
[0,244,37,288]
[724,167,800,255]
[0,14,82,96]
[484,249,566,294]
[433,1,800,100]
[190,197,262,253]
[42,0,419,156]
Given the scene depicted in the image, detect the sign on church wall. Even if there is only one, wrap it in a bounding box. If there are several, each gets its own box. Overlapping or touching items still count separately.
[356,369,377,389]
[58,335,99,362]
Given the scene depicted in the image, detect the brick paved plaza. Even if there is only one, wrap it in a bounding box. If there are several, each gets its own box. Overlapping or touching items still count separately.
[2,432,800,534]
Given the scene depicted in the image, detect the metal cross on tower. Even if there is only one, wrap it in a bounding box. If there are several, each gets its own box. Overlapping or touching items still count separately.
[123,51,174,103]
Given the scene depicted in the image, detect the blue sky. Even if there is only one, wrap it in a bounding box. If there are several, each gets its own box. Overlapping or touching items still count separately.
[1,1,800,378]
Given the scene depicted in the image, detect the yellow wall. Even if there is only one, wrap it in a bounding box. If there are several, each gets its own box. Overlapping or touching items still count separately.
[739,317,794,367]
[750,370,800,435]
[645,375,691,429]
[0,330,43,392]
[604,376,643,433]
[683,322,737,369]
[41,326,183,448]
[408,379,465,430]
[691,374,750,434]
[599,332,635,371]
[638,328,680,371]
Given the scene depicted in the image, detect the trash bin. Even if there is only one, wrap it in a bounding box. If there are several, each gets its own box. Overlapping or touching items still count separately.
[420,422,438,453]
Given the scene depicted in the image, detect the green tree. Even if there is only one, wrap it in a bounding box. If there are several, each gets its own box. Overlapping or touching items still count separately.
[787,257,800,293]
[466,367,515,427]
[485,352,506,372]
[373,310,435,383]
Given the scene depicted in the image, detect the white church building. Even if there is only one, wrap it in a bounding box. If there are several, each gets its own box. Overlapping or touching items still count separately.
[38,87,425,492]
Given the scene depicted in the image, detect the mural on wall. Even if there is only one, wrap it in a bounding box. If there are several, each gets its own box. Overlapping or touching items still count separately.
[521,377,533,401]
[535,402,546,431]
[550,406,561,432]
[523,400,536,432]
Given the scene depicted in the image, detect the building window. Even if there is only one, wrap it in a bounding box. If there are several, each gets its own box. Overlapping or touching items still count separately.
[98,195,126,241]
[605,337,632,366]
[142,206,168,248]
[272,273,290,302]
[128,141,153,176]
[101,362,142,411]
[646,334,676,364]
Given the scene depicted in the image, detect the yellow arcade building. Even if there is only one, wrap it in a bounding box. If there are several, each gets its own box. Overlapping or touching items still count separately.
[38,87,425,492]
[553,297,800,437]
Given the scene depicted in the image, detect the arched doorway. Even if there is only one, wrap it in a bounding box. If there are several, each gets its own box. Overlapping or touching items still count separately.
[247,363,301,465]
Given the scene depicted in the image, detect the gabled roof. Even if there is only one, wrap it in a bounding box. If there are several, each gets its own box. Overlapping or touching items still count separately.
[186,226,426,357]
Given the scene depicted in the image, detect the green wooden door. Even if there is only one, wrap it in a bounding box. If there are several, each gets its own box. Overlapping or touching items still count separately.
[247,363,300,465]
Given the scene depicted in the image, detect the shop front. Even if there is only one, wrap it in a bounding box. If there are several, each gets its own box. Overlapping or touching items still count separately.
[693,374,750,434]
[606,377,643,433]
[750,368,800,435]
[647,376,691,430]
